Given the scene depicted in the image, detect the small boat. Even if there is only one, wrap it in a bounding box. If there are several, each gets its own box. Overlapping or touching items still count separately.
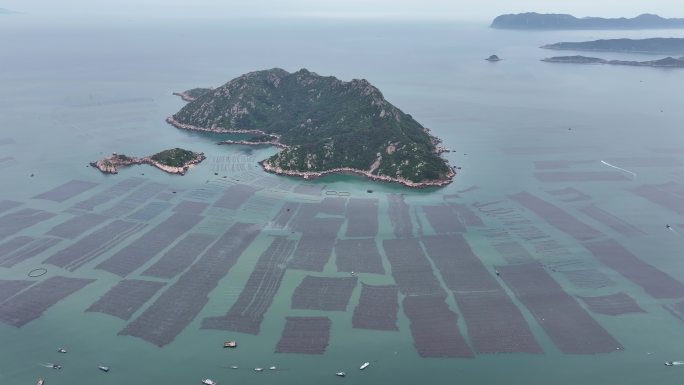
[336,372,346,377]
[223,341,237,348]
[57,348,67,354]
[36,378,44,385]
[51,364,62,370]
[98,365,110,372]
[230,366,238,369]
[359,362,370,370]
[665,361,674,366]
[269,366,277,370]
[254,368,263,372]
[201,379,217,385]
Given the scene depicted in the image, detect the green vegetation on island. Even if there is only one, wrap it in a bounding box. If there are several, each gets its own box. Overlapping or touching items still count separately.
[150,148,200,168]
[542,38,684,54]
[91,148,205,175]
[169,68,453,186]
[542,55,684,68]
[491,13,684,30]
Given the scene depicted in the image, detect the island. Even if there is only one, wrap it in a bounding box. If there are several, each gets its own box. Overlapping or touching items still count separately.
[172,88,212,102]
[542,38,684,55]
[91,148,205,175]
[167,68,454,188]
[541,55,684,68]
[491,13,684,30]
[486,55,502,62]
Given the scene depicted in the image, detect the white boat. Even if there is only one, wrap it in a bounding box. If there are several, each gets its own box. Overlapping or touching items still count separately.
[230,366,238,369]
[254,368,263,372]
[665,361,674,366]
[36,378,44,385]
[57,348,67,353]
[201,379,217,385]
[359,362,370,370]
[98,365,109,372]
[336,372,346,377]
[269,366,277,370]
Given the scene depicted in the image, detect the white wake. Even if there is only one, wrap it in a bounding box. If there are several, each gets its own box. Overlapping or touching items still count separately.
[600,160,637,177]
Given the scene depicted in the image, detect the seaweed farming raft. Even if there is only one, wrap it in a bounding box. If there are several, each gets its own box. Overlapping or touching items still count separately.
[202,236,294,334]
[275,316,331,354]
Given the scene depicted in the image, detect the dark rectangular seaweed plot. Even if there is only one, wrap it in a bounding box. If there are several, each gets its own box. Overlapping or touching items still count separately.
[71,177,146,211]
[272,202,300,229]
[319,197,347,216]
[0,236,34,260]
[102,182,167,217]
[352,284,398,331]
[421,234,542,354]
[44,220,145,271]
[403,294,474,358]
[289,217,343,272]
[0,280,34,303]
[631,184,684,215]
[291,276,358,311]
[97,213,203,277]
[275,316,331,354]
[33,180,98,202]
[0,276,94,327]
[422,205,466,234]
[577,205,646,237]
[289,203,319,232]
[142,233,217,279]
[584,239,684,299]
[345,198,378,237]
[213,184,260,209]
[0,237,61,268]
[201,237,295,334]
[334,238,384,274]
[0,200,21,214]
[497,263,622,354]
[0,208,56,240]
[509,191,603,242]
[86,279,166,320]
[382,238,445,296]
[579,293,645,316]
[388,194,413,238]
[126,202,172,221]
[293,184,323,196]
[172,201,209,215]
[46,213,109,239]
[119,222,261,347]
[534,171,629,182]
[561,269,614,289]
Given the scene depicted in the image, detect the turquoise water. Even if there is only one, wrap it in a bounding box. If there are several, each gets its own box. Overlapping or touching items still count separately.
[1,15,684,385]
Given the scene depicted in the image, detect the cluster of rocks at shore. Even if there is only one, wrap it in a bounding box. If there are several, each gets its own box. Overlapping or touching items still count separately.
[90,151,205,176]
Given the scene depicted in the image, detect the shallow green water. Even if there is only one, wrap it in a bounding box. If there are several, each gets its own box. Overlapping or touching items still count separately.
[1,15,684,385]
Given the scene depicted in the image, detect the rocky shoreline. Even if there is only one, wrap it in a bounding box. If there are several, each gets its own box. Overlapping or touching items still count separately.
[172,91,196,102]
[259,160,455,188]
[167,116,455,188]
[91,152,205,176]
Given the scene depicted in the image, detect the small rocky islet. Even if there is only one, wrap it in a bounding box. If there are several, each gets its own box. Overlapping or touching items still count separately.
[169,68,455,188]
[91,148,205,175]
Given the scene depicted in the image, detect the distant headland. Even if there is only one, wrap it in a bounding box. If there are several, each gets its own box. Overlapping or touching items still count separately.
[542,55,684,68]
[91,148,205,175]
[172,88,212,102]
[491,13,684,30]
[542,38,684,55]
[168,68,454,188]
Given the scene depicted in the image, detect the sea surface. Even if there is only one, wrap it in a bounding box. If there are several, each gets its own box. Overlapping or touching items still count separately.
[1,15,684,385]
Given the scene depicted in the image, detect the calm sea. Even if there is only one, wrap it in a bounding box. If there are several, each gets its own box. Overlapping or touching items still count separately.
[1,14,684,385]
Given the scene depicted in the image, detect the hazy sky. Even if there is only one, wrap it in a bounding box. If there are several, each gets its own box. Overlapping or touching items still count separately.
[4,0,684,20]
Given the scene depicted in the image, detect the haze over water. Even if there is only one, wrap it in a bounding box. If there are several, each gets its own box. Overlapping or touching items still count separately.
[2,12,684,385]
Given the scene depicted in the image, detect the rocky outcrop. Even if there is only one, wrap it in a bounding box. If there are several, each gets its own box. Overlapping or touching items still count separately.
[91,151,205,176]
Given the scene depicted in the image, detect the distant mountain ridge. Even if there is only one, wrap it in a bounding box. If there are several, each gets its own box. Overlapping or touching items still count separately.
[542,55,684,68]
[492,13,684,30]
[542,38,684,54]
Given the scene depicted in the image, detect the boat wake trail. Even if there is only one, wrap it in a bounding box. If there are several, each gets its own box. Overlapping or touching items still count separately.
[39,363,53,368]
[672,361,684,365]
[601,160,637,177]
